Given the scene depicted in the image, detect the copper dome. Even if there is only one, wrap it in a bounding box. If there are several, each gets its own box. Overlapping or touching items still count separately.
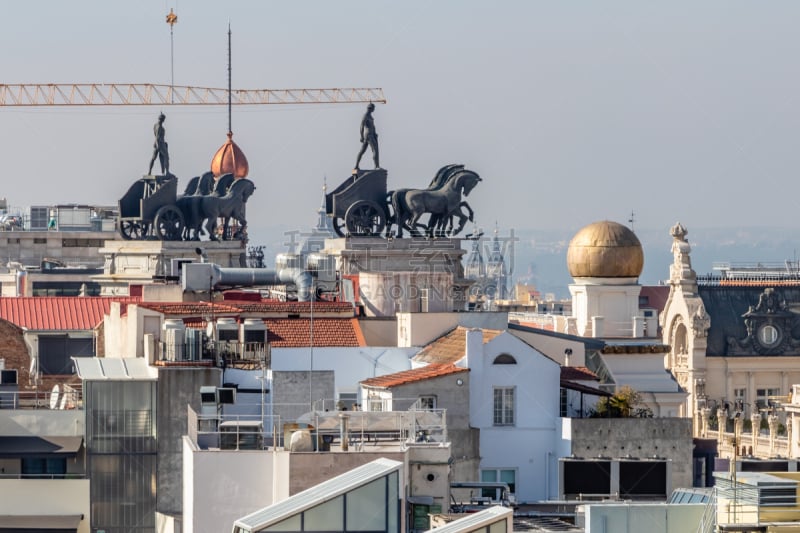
[567,220,644,278]
[210,132,249,178]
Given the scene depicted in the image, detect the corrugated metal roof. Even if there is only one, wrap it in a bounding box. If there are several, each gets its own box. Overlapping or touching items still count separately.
[0,296,134,331]
[233,458,402,531]
[422,506,512,533]
[73,357,158,381]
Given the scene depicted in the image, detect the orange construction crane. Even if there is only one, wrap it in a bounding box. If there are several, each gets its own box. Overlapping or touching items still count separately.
[0,83,385,107]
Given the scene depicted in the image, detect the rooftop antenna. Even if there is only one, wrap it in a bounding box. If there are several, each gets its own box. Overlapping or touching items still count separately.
[166,8,178,104]
[628,210,635,232]
[227,22,232,136]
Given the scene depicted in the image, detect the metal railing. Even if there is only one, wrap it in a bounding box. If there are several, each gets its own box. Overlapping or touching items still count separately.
[157,341,269,367]
[0,387,82,410]
[186,404,449,451]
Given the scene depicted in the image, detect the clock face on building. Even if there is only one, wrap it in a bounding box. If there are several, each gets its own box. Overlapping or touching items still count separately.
[758,324,781,347]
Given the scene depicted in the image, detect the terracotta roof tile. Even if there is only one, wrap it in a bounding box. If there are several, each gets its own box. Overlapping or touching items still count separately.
[265,318,365,348]
[560,366,598,381]
[231,301,355,315]
[413,327,504,364]
[138,302,242,315]
[361,364,468,388]
[139,300,355,317]
[0,297,135,331]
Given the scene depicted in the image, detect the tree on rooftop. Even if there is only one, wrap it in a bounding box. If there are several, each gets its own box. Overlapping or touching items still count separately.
[592,386,653,418]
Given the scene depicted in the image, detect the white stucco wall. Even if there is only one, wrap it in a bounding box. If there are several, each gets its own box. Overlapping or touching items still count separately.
[569,282,642,338]
[183,436,290,533]
[466,331,561,503]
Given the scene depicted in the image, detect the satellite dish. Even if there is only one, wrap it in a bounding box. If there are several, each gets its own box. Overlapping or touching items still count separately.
[49,384,62,410]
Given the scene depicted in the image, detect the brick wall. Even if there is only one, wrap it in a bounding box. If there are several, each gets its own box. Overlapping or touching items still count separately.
[0,319,32,389]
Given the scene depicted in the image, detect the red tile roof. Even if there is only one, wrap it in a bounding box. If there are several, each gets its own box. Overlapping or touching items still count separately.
[0,297,134,331]
[265,318,365,348]
[138,302,242,315]
[413,327,504,364]
[560,366,598,382]
[230,301,355,315]
[139,300,354,317]
[361,364,468,388]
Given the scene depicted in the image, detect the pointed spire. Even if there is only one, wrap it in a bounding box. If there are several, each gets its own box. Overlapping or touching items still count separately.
[210,23,250,179]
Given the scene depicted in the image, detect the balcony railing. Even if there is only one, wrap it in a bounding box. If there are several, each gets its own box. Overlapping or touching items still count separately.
[0,388,82,410]
[157,341,269,368]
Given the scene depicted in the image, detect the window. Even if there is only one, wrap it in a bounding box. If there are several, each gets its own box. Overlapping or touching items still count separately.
[756,388,781,410]
[560,388,568,417]
[38,335,94,374]
[481,468,517,498]
[418,395,436,410]
[33,238,47,244]
[493,387,515,426]
[493,354,517,365]
[22,457,66,478]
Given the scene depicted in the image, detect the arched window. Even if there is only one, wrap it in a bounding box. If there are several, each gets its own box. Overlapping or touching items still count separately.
[493,353,517,365]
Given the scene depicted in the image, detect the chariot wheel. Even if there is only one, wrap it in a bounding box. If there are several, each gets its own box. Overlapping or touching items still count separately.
[154,206,185,241]
[345,200,386,236]
[332,217,346,238]
[119,220,145,240]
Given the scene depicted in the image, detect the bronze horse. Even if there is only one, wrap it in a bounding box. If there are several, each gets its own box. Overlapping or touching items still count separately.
[390,168,481,238]
[202,177,256,241]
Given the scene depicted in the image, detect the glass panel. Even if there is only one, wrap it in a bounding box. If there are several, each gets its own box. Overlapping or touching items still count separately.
[304,496,343,531]
[263,514,301,531]
[500,470,516,494]
[481,470,496,498]
[346,477,386,531]
[388,471,399,533]
[489,520,507,533]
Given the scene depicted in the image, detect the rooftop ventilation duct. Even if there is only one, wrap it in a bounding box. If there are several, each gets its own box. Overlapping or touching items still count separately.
[182,262,312,301]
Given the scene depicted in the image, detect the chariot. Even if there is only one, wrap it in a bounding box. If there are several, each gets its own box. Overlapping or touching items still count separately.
[117,175,184,240]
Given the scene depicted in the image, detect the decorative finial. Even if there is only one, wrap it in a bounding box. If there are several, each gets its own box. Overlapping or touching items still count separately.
[166,8,178,27]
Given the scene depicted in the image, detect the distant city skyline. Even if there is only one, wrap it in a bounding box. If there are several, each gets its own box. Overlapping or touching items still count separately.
[3,2,800,238]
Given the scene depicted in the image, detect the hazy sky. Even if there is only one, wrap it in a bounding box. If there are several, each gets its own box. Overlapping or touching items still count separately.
[2,1,800,242]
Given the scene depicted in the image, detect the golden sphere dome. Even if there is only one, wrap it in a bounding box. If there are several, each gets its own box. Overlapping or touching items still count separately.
[567,220,644,278]
[211,132,249,178]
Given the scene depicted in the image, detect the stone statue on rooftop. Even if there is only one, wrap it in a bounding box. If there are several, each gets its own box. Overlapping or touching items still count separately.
[148,113,170,176]
[355,103,379,170]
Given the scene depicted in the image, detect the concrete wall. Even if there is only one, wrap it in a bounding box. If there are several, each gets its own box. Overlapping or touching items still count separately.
[568,418,693,491]
[0,479,90,533]
[385,373,479,484]
[359,317,397,346]
[0,230,114,266]
[183,437,290,533]
[288,450,405,495]
[583,503,705,533]
[397,313,459,347]
[272,370,334,423]
[0,409,84,436]
[407,444,452,513]
[270,346,416,403]
[157,367,222,517]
